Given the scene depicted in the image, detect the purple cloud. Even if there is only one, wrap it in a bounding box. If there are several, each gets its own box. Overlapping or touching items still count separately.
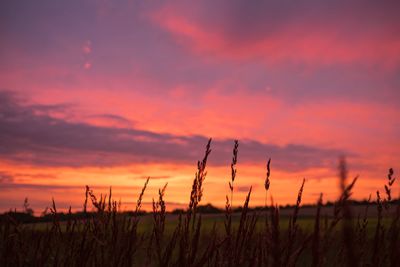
[0,90,346,171]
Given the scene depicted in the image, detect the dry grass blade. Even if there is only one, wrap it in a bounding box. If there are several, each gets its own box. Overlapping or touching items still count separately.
[384,168,395,209]
[284,178,305,267]
[225,140,239,241]
[372,190,383,266]
[339,158,357,267]
[135,176,150,215]
[265,158,271,193]
[312,193,323,267]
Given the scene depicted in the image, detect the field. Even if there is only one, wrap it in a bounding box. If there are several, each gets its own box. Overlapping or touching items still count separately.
[1,140,399,266]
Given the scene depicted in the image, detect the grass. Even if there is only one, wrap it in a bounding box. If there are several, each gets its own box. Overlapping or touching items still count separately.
[0,138,399,266]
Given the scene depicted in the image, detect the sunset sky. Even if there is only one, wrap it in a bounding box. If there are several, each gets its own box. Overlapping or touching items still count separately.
[1,0,399,213]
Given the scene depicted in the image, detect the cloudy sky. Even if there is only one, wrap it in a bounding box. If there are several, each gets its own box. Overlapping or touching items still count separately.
[1,0,399,212]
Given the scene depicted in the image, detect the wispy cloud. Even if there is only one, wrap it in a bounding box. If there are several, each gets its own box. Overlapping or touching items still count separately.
[0,171,14,183]
[0,90,345,171]
[151,1,400,67]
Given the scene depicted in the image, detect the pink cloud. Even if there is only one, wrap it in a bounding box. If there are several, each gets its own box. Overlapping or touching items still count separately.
[84,62,92,69]
[150,7,400,68]
[82,40,92,54]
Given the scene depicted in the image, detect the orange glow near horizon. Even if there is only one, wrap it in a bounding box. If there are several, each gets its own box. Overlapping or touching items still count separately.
[1,159,398,214]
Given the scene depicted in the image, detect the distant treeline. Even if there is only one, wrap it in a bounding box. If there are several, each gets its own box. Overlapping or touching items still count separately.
[2,199,399,224]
